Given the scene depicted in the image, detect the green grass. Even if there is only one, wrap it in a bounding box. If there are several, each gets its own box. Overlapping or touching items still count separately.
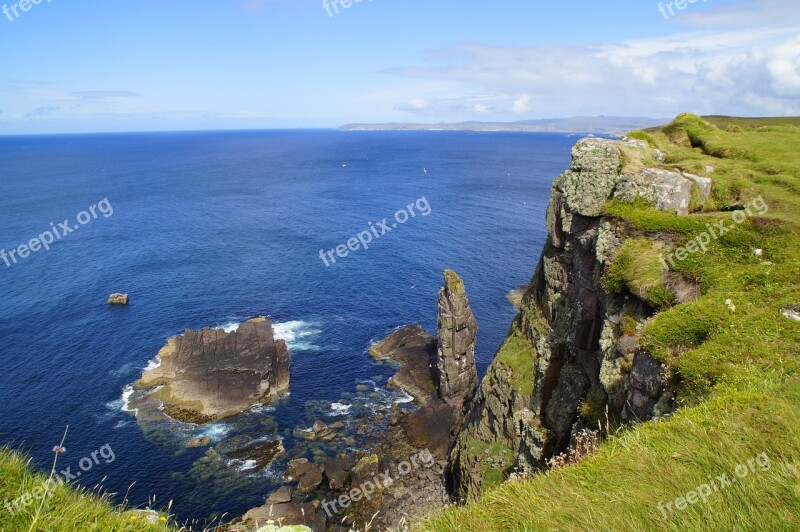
[493,334,536,394]
[421,375,800,531]
[0,446,174,531]
[418,114,800,531]
[460,438,516,495]
[603,238,674,310]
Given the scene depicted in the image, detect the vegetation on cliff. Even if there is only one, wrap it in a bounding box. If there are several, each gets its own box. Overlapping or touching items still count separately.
[422,114,800,530]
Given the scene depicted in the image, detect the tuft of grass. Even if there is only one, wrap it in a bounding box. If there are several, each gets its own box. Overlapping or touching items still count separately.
[603,238,674,311]
[626,130,658,148]
[493,334,536,395]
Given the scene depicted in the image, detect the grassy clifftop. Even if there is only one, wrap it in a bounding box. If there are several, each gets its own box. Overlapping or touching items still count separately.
[0,446,173,531]
[420,115,800,530]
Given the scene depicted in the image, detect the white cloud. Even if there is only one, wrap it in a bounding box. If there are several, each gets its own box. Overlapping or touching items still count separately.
[386,27,800,118]
[513,95,531,114]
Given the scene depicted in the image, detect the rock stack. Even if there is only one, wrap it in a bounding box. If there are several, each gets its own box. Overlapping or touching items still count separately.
[435,269,478,409]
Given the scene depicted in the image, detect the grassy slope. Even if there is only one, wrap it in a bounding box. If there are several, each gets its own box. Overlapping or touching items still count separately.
[420,115,800,531]
[0,447,174,531]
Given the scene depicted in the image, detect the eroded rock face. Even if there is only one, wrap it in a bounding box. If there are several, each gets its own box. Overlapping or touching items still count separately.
[135,318,290,423]
[436,270,478,409]
[451,136,687,500]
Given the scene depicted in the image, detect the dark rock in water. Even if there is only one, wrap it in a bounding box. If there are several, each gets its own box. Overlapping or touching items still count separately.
[436,270,479,409]
[286,459,324,493]
[185,437,210,448]
[266,486,292,504]
[226,439,285,471]
[369,325,437,403]
[324,455,352,490]
[134,317,290,423]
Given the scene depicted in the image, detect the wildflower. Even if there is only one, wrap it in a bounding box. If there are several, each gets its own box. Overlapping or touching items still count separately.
[724,299,736,312]
[52,445,66,454]
[160,516,167,523]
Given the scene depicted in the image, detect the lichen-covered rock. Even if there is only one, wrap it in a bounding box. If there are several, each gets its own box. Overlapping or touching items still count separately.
[450,135,683,500]
[623,352,667,422]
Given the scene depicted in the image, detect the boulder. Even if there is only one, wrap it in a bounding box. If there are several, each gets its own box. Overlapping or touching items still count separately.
[107,293,129,305]
[266,486,292,505]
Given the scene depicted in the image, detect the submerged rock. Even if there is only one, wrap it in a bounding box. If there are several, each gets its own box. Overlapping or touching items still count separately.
[226,439,285,471]
[134,317,290,423]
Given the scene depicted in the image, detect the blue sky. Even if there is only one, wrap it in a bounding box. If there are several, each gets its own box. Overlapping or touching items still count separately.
[0,0,798,133]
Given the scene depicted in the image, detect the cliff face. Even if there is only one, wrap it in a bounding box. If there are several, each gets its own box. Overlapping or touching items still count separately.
[452,137,705,498]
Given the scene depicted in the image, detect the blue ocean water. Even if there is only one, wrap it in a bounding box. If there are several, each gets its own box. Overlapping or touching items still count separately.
[0,130,576,523]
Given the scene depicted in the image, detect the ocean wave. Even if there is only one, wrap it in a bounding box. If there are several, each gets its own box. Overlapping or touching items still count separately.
[394,392,414,404]
[145,355,162,371]
[120,385,137,414]
[330,402,352,416]
[217,321,241,333]
[214,319,321,352]
[195,422,232,442]
[273,320,321,351]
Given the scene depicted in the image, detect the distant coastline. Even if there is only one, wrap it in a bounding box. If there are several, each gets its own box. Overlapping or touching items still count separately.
[339,116,668,135]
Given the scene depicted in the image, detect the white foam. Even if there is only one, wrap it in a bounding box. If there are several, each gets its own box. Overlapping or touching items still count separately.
[120,385,137,414]
[330,402,352,416]
[273,320,321,352]
[144,355,162,371]
[394,392,414,404]
[238,460,258,471]
[214,319,320,351]
[196,423,232,442]
[218,321,241,333]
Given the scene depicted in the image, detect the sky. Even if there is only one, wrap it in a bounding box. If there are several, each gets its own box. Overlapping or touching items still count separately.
[0,0,798,134]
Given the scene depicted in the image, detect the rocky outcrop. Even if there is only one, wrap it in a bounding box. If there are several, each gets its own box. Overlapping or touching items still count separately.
[435,270,479,410]
[451,137,688,500]
[134,317,290,423]
[107,293,129,305]
[369,325,438,404]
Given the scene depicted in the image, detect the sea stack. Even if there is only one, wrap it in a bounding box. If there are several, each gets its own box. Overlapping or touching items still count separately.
[134,317,290,423]
[435,269,478,409]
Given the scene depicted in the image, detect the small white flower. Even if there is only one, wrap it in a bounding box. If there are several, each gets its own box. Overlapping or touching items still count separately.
[754,249,764,257]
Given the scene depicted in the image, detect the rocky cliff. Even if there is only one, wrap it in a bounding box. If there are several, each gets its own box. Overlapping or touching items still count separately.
[451,137,708,499]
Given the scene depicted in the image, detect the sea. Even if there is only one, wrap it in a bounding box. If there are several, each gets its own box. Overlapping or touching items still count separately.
[0,130,578,523]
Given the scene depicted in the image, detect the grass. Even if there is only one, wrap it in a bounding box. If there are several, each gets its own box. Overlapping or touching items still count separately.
[0,446,174,531]
[603,238,673,310]
[419,114,800,531]
[492,334,536,395]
